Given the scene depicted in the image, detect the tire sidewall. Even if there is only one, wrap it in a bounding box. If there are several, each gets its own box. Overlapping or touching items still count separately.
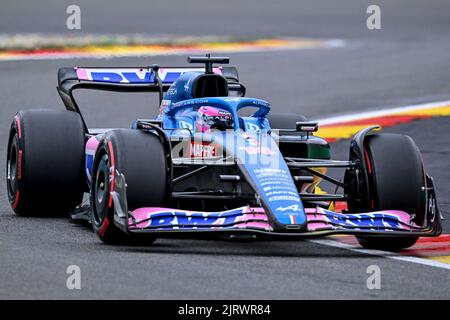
[6,118,22,211]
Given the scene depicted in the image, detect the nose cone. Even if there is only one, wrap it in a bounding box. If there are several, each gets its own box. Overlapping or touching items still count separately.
[233,132,307,231]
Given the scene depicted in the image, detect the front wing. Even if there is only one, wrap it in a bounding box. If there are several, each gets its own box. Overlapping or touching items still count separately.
[111,170,442,239]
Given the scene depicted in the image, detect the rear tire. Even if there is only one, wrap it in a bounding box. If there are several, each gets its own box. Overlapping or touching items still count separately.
[6,109,85,216]
[353,133,426,251]
[91,129,170,245]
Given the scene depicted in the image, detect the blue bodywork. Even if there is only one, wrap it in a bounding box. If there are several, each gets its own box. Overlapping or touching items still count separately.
[83,69,308,231]
[156,72,307,231]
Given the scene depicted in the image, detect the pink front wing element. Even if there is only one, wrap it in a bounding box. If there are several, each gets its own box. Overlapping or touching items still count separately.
[231,207,271,231]
[129,206,272,231]
[128,206,420,233]
[305,207,419,232]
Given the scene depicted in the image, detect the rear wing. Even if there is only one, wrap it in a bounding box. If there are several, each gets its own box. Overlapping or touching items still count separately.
[57,65,244,133]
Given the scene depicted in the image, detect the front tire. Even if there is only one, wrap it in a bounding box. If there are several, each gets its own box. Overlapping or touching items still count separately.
[91,129,170,245]
[351,133,426,251]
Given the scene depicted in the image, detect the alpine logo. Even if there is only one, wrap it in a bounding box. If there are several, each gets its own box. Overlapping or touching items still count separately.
[276,204,303,212]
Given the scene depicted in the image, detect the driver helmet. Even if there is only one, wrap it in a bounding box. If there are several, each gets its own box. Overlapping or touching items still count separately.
[195,106,234,132]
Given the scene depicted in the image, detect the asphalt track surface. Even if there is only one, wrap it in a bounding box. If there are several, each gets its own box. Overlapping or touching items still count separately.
[1,0,449,299]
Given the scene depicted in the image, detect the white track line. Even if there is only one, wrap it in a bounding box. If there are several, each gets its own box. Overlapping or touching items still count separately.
[317,100,450,125]
[310,239,450,270]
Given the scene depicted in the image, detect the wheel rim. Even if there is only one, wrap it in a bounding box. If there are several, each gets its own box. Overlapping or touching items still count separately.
[6,136,18,199]
[93,153,110,225]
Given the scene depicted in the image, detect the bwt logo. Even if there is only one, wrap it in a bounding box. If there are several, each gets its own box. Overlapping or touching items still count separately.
[91,71,153,83]
[146,212,240,227]
[178,120,193,130]
[325,212,402,229]
[87,71,184,84]
[245,122,261,132]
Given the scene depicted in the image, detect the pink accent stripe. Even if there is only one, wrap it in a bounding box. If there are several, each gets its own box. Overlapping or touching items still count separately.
[235,222,272,231]
[76,68,89,80]
[244,207,266,214]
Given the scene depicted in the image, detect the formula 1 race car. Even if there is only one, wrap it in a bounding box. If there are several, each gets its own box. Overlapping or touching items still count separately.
[6,55,442,250]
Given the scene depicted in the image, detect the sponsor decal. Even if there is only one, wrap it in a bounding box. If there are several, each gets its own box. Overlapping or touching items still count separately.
[268,195,300,202]
[252,100,270,107]
[308,208,411,230]
[167,87,177,95]
[77,68,222,84]
[223,98,242,102]
[89,69,152,83]
[245,122,261,132]
[175,98,209,107]
[218,110,232,117]
[178,120,193,130]
[238,146,275,155]
[276,204,303,212]
[130,206,272,231]
[187,141,217,158]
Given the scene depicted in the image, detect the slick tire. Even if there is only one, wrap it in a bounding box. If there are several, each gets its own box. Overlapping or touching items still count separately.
[355,133,426,251]
[6,109,85,216]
